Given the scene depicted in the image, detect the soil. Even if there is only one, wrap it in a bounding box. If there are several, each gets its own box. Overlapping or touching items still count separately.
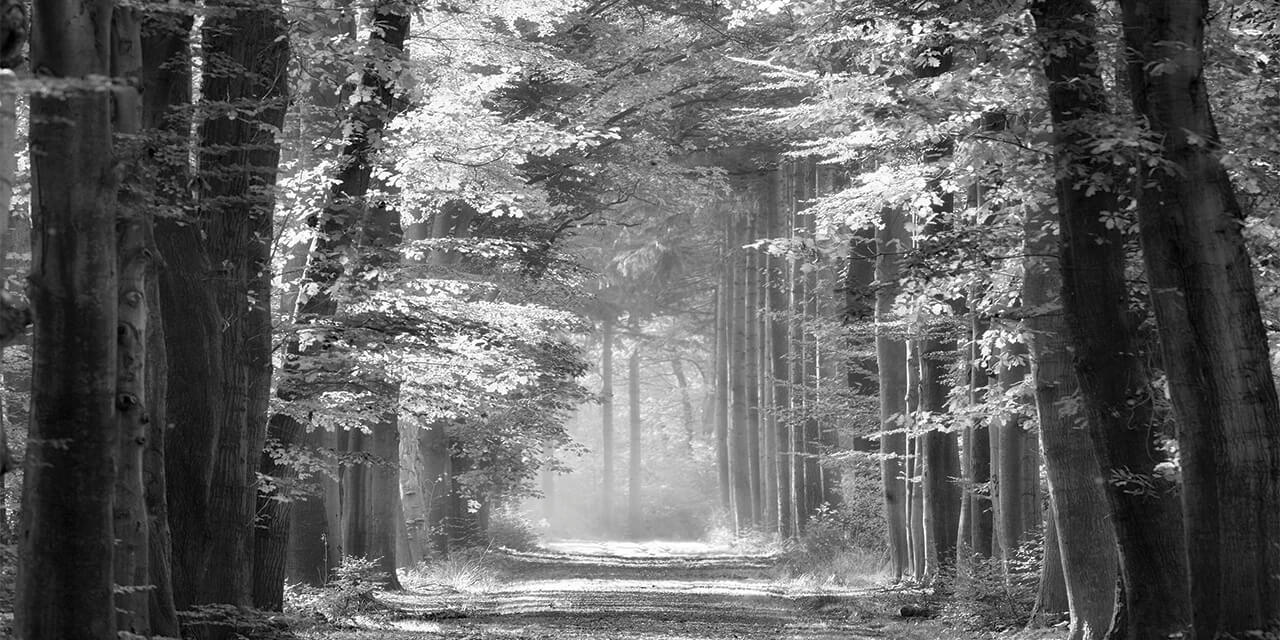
[309,540,942,640]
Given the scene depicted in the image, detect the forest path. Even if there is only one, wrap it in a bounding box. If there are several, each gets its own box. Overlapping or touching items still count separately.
[328,539,907,640]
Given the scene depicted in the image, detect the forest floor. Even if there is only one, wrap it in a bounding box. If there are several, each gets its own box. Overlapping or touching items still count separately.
[301,540,1015,640]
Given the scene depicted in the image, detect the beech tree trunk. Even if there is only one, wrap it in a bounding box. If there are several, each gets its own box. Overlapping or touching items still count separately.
[17,2,119,637]
[1030,2,1193,637]
[1024,203,1117,639]
[1119,2,1280,636]
[876,208,910,580]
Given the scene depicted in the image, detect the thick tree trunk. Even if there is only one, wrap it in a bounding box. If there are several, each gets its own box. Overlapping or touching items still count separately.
[401,424,429,562]
[876,208,910,580]
[368,410,403,589]
[138,5,188,634]
[1119,2,1280,636]
[1030,2,1193,637]
[993,345,1034,566]
[1024,204,1117,639]
[111,8,152,635]
[601,317,616,531]
[1030,504,1070,623]
[418,422,452,558]
[920,328,960,579]
[17,2,119,637]
[253,414,304,609]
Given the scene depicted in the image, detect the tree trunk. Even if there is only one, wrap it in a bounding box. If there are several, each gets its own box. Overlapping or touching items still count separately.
[252,414,304,609]
[729,214,754,531]
[1030,504,1070,623]
[17,2,119,637]
[418,422,452,558]
[744,206,763,520]
[876,208,909,580]
[1024,202,1117,639]
[111,7,153,635]
[920,327,961,579]
[628,320,643,537]
[602,317,616,531]
[994,345,1033,566]
[1030,2,1193,637]
[670,358,695,445]
[715,273,731,515]
[1119,2,1280,635]
[138,5,188,634]
[368,410,403,589]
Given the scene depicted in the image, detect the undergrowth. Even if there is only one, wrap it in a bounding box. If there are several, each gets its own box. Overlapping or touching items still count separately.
[285,555,389,626]
[402,548,505,594]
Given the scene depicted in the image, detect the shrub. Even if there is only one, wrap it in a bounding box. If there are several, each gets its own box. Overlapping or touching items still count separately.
[285,555,388,625]
[940,535,1042,631]
[487,508,541,551]
[405,548,502,594]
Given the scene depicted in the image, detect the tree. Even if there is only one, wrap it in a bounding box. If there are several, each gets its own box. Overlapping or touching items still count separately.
[1030,1,1192,637]
[1119,1,1280,635]
[17,1,119,638]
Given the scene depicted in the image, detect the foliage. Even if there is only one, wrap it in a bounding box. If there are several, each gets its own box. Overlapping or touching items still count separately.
[939,537,1043,631]
[487,507,543,552]
[285,556,389,625]
[772,500,889,588]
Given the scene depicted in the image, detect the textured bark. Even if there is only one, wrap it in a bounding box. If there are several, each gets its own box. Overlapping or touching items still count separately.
[17,1,119,637]
[1030,2,1192,637]
[138,5,188,635]
[875,209,909,580]
[1119,2,1280,636]
[252,414,304,609]
[1030,505,1070,622]
[190,0,288,617]
[601,317,616,531]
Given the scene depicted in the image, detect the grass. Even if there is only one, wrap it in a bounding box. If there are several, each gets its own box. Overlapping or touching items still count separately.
[400,549,505,594]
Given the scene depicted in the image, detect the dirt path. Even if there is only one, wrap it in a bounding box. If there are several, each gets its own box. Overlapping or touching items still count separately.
[317,540,915,640]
